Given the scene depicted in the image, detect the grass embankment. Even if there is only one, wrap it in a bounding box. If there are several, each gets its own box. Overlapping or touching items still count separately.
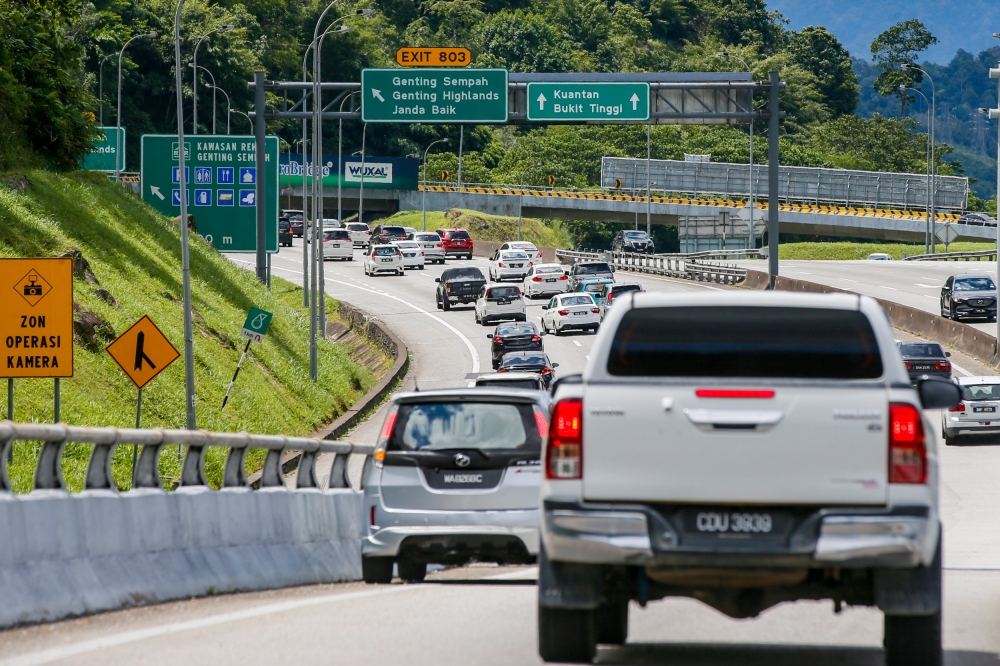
[779,241,996,261]
[0,171,386,493]
[382,208,570,247]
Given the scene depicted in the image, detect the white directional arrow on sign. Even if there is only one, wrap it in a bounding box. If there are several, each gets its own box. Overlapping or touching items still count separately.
[150,185,165,200]
[537,93,547,110]
[630,93,640,110]
[372,89,385,102]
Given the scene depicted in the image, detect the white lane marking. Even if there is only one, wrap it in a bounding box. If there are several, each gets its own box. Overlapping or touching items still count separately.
[878,286,898,290]
[585,355,590,360]
[924,295,937,300]
[951,361,972,377]
[838,278,858,283]
[920,277,939,280]
[573,340,582,347]
[915,283,939,288]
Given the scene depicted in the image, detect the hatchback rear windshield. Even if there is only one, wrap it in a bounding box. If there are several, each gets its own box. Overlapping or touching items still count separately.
[607,306,883,379]
[395,241,418,248]
[477,379,541,390]
[284,211,304,220]
[611,285,642,295]
[898,342,945,358]
[576,262,612,274]
[961,384,1000,400]
[390,402,541,451]
[445,230,471,240]
[954,277,996,291]
[416,234,439,242]
[347,224,368,231]
[488,286,521,299]
[381,226,406,234]
[374,246,398,256]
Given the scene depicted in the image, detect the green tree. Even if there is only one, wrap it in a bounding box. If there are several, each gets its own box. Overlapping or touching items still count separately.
[871,19,937,118]
[474,10,575,72]
[788,26,858,117]
[809,113,956,174]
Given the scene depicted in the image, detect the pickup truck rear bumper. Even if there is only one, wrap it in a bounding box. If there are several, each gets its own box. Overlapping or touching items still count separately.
[542,501,934,569]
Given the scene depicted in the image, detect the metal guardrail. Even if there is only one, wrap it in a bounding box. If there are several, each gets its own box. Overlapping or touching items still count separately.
[903,249,998,262]
[555,248,747,285]
[0,421,374,493]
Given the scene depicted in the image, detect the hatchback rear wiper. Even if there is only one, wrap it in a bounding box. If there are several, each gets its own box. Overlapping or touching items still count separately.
[439,447,492,459]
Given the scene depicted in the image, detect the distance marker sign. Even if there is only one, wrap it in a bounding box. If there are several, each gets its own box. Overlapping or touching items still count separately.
[105,315,180,389]
[0,258,73,378]
[240,307,273,343]
[361,68,508,124]
[526,82,649,122]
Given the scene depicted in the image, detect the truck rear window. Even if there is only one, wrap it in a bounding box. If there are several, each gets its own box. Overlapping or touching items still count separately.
[607,306,883,379]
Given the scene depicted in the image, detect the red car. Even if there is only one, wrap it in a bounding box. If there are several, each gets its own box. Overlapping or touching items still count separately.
[435,227,474,259]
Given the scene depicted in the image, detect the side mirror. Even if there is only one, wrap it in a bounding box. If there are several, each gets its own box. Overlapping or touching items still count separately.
[945,352,951,357]
[541,305,548,310]
[552,362,560,368]
[434,277,441,283]
[486,334,493,339]
[917,377,962,410]
[538,330,547,336]
[564,271,570,276]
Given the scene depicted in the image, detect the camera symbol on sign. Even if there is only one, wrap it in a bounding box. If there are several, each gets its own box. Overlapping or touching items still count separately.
[24,274,43,296]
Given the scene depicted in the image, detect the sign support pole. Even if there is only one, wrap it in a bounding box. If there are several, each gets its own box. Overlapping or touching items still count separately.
[6,379,11,465]
[254,71,268,284]
[54,379,60,423]
[457,125,463,188]
[646,123,651,237]
[132,388,142,481]
[222,339,252,408]
[767,70,780,288]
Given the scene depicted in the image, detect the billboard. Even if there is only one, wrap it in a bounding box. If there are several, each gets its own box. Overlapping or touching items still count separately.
[279,155,418,190]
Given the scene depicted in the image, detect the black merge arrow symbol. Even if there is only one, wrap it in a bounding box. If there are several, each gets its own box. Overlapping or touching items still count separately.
[134,331,156,371]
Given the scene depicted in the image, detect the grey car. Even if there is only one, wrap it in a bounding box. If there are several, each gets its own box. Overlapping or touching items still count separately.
[942,376,1000,444]
[361,389,550,584]
[941,274,998,322]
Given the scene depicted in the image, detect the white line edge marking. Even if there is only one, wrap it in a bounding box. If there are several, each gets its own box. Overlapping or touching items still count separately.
[573,340,582,347]
[950,361,972,377]
[0,568,535,666]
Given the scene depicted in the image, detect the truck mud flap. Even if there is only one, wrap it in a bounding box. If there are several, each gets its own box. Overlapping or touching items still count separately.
[874,528,942,616]
[538,544,602,610]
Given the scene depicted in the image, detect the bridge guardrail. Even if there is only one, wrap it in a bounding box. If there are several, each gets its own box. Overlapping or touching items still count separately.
[554,248,747,285]
[0,421,374,493]
[902,249,998,262]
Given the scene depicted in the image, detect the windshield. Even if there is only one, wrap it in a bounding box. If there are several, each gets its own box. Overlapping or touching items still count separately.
[416,234,440,242]
[374,246,398,256]
[623,232,648,239]
[501,252,529,259]
[447,267,484,280]
[488,286,521,299]
[392,402,540,451]
[608,306,883,379]
[445,230,471,240]
[576,262,612,275]
[477,379,541,390]
[954,278,996,291]
[347,224,368,231]
[496,323,537,336]
[382,226,405,235]
[611,285,642,295]
[898,342,945,358]
[325,230,350,240]
[536,265,562,274]
[395,242,418,249]
[503,354,548,367]
[560,295,596,306]
[962,384,1000,400]
[284,211,303,220]
[511,243,537,250]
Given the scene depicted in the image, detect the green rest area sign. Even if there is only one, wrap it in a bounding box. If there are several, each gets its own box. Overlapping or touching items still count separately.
[140,134,279,253]
[361,68,508,124]
[82,126,126,171]
[241,306,273,343]
[526,82,650,122]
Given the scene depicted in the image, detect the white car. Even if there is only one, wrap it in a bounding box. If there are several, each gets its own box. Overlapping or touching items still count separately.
[392,240,425,270]
[489,250,533,282]
[474,372,546,391]
[402,226,418,239]
[322,228,354,260]
[346,222,371,247]
[414,232,445,264]
[306,218,340,242]
[867,253,894,261]
[500,241,543,263]
[942,376,1000,444]
[364,244,403,276]
[540,293,600,335]
[523,264,570,298]
[475,284,526,326]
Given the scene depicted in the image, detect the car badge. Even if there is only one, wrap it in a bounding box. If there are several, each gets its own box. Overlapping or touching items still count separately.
[455,453,471,467]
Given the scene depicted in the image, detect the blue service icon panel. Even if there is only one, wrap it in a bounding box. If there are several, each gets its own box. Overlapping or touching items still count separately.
[239,167,256,184]
[194,189,212,206]
[171,189,190,206]
[217,167,234,184]
[217,189,234,206]
[239,190,256,206]
[172,167,190,184]
[194,167,212,184]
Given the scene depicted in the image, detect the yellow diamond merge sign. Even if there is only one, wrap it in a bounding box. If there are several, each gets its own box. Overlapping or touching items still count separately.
[105,315,180,389]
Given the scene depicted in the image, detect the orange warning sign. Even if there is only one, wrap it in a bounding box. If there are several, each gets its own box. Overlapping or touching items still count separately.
[105,315,179,389]
[396,47,471,67]
[0,258,74,378]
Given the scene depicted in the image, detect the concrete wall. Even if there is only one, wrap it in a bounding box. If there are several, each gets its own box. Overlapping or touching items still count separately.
[0,487,363,628]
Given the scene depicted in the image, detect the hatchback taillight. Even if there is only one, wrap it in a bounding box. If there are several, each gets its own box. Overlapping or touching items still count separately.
[547,399,582,479]
[499,262,504,268]
[889,403,926,484]
[949,404,965,413]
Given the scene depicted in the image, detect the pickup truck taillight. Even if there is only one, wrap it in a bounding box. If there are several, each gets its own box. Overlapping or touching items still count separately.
[889,403,926,484]
[547,399,582,479]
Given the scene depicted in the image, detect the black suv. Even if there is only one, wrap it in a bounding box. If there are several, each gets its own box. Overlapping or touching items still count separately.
[487,321,544,369]
[371,225,409,244]
[435,266,486,310]
[897,341,951,383]
[941,274,998,322]
[611,230,655,254]
[279,218,293,247]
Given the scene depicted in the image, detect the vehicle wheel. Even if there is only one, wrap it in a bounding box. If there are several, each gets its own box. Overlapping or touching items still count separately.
[397,559,427,583]
[419,265,425,270]
[884,611,942,666]
[436,295,443,310]
[595,600,628,645]
[553,325,561,336]
[442,299,451,312]
[361,556,394,584]
[943,430,958,446]
[475,310,481,324]
[538,604,596,663]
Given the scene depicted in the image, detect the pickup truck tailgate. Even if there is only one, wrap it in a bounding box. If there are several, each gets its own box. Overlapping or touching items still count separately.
[583,385,888,505]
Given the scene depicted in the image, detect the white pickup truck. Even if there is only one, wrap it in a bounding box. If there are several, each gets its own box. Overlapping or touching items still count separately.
[538,291,961,665]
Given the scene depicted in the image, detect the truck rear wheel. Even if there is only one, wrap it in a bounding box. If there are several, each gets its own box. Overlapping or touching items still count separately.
[538,605,596,663]
[361,556,393,584]
[397,559,427,583]
[595,600,628,645]
[884,611,942,666]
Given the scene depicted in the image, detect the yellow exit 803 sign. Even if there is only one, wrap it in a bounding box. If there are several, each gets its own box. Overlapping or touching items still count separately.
[396,47,471,67]
[0,258,74,378]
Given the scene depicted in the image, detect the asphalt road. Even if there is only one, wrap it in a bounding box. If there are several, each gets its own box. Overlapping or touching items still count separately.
[2,243,999,666]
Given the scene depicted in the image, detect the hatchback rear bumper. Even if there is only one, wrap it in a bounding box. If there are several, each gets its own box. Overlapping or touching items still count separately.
[364,508,540,558]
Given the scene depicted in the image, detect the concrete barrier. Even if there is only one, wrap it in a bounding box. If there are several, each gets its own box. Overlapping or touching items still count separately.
[0,487,363,628]
[745,269,999,369]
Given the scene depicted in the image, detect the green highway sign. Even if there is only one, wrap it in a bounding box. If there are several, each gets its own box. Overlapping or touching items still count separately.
[361,68,508,124]
[81,127,126,171]
[140,135,279,253]
[526,82,650,122]
[241,306,273,342]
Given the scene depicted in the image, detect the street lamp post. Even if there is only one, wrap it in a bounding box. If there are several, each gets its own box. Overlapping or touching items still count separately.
[517,162,542,241]
[422,137,449,231]
[116,31,156,183]
[229,109,252,131]
[338,91,358,239]
[189,64,216,133]
[191,24,234,135]
[205,83,231,133]
[98,54,114,125]
[902,64,936,253]
[901,85,932,254]
[719,51,755,249]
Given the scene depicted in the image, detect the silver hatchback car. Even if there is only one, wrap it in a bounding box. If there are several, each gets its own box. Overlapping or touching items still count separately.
[942,376,1000,444]
[362,388,550,583]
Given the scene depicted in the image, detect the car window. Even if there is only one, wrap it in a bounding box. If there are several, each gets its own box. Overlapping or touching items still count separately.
[448,267,485,279]
[325,230,350,239]
[503,354,547,366]
[395,241,418,248]
[488,286,521,299]
[415,234,439,242]
[561,295,596,306]
[511,243,537,250]
[383,226,406,234]
[501,252,529,259]
[607,306,883,379]
[391,402,540,451]
[623,232,648,239]
[279,221,291,230]
[611,284,642,296]
[476,379,542,390]
[576,262,612,274]
[954,277,996,291]
[496,322,537,336]
[445,230,471,240]
[374,246,397,256]
[478,286,487,297]
[284,211,304,221]
[898,342,945,357]
[347,224,368,231]
[962,384,1000,400]
[536,265,562,274]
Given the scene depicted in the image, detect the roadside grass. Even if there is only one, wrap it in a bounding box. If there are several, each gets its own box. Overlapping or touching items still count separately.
[779,241,997,261]
[382,208,570,247]
[0,170,385,493]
